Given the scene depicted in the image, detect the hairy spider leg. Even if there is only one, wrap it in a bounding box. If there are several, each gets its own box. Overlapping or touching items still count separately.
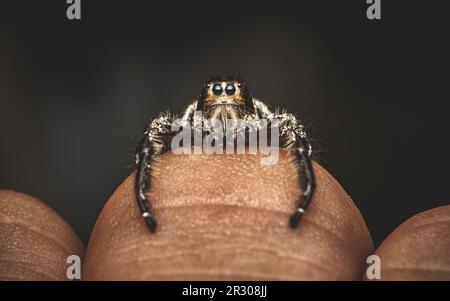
[254,100,316,229]
[285,133,315,228]
[135,103,197,233]
[135,117,174,232]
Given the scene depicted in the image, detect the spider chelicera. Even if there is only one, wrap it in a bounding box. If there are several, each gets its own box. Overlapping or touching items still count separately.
[135,75,315,233]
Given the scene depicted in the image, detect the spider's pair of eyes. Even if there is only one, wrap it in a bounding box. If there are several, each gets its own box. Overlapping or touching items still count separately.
[211,83,237,96]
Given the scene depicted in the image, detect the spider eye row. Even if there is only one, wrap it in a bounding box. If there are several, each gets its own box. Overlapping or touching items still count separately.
[211,83,238,96]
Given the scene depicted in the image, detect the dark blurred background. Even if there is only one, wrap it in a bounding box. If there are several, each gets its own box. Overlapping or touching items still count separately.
[0,1,448,245]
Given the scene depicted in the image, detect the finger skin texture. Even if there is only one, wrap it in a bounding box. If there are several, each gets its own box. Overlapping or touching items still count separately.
[84,151,374,280]
[0,190,85,280]
[370,206,450,280]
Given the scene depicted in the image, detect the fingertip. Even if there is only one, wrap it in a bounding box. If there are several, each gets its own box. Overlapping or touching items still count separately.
[0,189,84,280]
[84,152,373,280]
[368,205,450,280]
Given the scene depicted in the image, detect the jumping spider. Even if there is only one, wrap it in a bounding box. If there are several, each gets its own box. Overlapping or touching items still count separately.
[135,75,315,233]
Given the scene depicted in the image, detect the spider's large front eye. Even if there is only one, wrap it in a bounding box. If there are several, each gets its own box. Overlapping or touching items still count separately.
[225,84,236,95]
[212,84,223,95]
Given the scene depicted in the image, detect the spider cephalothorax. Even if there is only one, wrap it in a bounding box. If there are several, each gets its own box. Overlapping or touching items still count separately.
[135,76,315,233]
[197,76,254,130]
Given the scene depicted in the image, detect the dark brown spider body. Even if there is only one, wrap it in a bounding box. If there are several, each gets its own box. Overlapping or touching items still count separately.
[135,76,315,232]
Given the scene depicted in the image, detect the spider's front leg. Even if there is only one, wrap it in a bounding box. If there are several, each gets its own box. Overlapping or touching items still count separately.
[135,115,174,232]
[277,113,316,229]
